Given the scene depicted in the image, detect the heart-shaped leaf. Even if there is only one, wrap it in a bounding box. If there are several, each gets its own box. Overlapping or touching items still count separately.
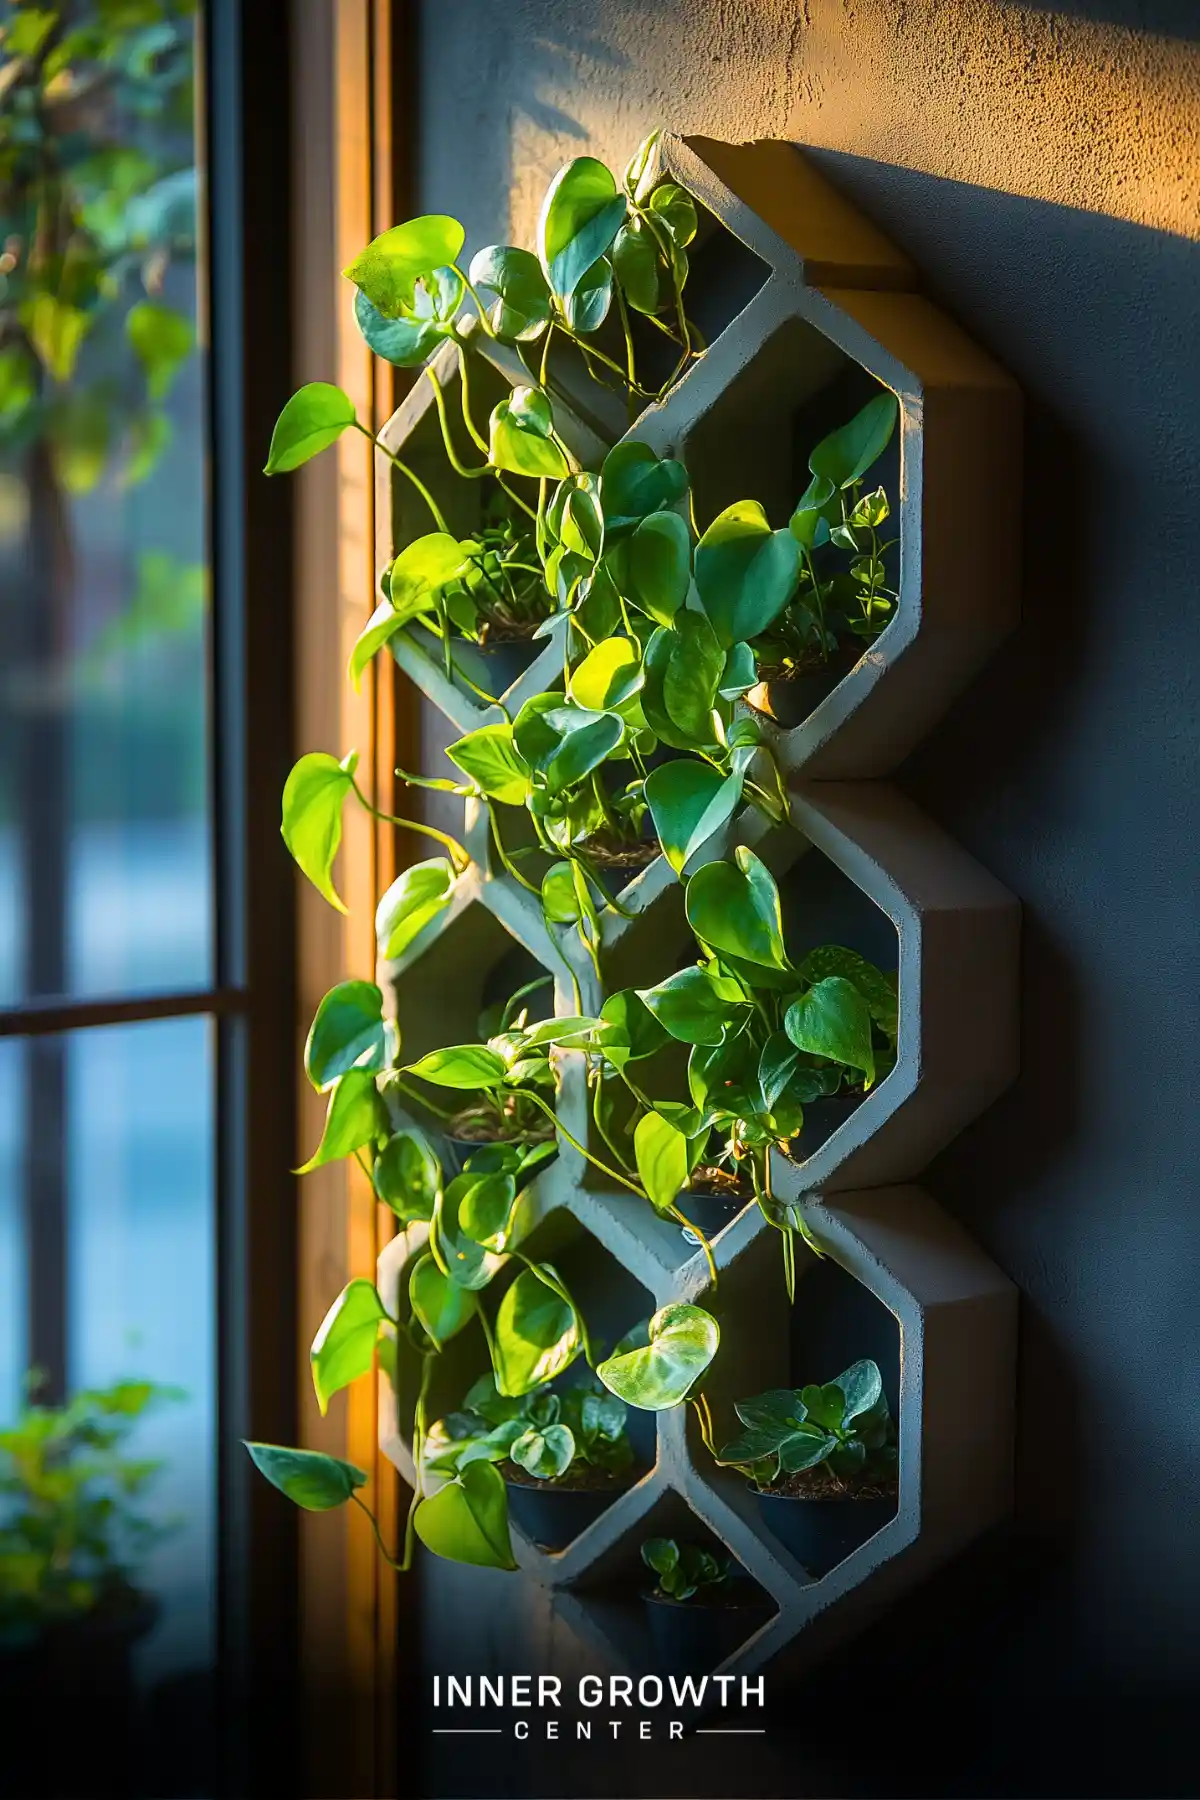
[633,1111,689,1214]
[265,383,356,474]
[281,750,358,911]
[390,531,472,614]
[644,760,743,876]
[492,1265,581,1397]
[445,722,530,806]
[297,1068,385,1173]
[305,980,389,1090]
[563,256,614,334]
[409,1254,478,1350]
[513,698,625,794]
[511,1422,575,1479]
[808,391,898,489]
[641,619,722,750]
[489,386,569,480]
[597,1302,719,1410]
[833,1358,886,1426]
[373,1131,440,1223]
[600,441,689,535]
[694,500,801,647]
[627,511,691,626]
[343,215,465,316]
[596,989,671,1068]
[647,182,698,246]
[796,946,898,1045]
[636,965,747,1047]
[433,1174,508,1292]
[568,638,643,714]
[458,1171,520,1252]
[413,1459,518,1569]
[611,220,659,314]
[685,846,790,974]
[539,157,627,300]
[127,300,194,402]
[244,1442,368,1511]
[469,244,551,341]
[375,857,458,962]
[785,976,876,1086]
[405,1045,507,1089]
[310,1278,389,1413]
[541,860,580,925]
[352,267,461,367]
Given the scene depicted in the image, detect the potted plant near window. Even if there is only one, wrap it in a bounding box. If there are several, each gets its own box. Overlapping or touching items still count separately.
[717,1359,898,1576]
[640,1535,772,1672]
[0,1378,180,1790]
[426,1372,635,1551]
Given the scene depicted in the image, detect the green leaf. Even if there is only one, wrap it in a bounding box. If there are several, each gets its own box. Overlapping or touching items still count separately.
[645,761,743,876]
[406,1045,507,1089]
[539,156,627,300]
[409,1255,478,1350]
[511,1422,574,1479]
[789,474,837,550]
[434,1175,508,1292]
[634,1111,689,1214]
[568,638,644,713]
[778,1426,841,1474]
[808,392,899,489]
[489,387,569,480]
[563,256,614,334]
[297,1069,385,1173]
[758,1032,800,1111]
[310,1279,389,1414]
[446,722,530,805]
[798,1382,849,1433]
[720,642,758,702]
[413,1460,518,1570]
[493,1266,581,1397]
[784,977,876,1087]
[281,750,358,910]
[636,965,747,1047]
[598,1303,719,1411]
[834,1358,885,1426]
[373,1131,440,1223]
[627,511,691,626]
[343,216,466,316]
[541,860,580,925]
[624,132,661,204]
[641,1536,679,1578]
[390,531,472,613]
[265,383,357,475]
[470,245,552,341]
[244,1442,368,1512]
[375,858,458,961]
[796,946,898,1045]
[23,292,90,384]
[611,220,659,314]
[688,1030,756,1116]
[348,598,405,687]
[126,301,194,401]
[353,267,461,366]
[458,1171,521,1253]
[600,441,689,535]
[305,980,389,1090]
[641,615,723,750]
[596,989,671,1068]
[647,182,698,246]
[694,500,801,648]
[685,846,790,973]
[513,698,625,794]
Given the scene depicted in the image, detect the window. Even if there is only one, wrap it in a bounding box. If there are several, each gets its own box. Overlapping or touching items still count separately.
[0,3,296,1790]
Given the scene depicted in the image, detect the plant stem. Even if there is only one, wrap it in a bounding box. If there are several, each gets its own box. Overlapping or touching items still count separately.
[354,421,449,532]
[393,1075,456,1120]
[500,974,553,1031]
[615,284,639,428]
[454,268,498,337]
[351,780,470,871]
[423,365,489,478]
[519,1088,649,1200]
[455,341,490,453]
[669,1202,718,1290]
[350,1490,407,1572]
[556,321,656,397]
[497,476,538,522]
[489,803,541,894]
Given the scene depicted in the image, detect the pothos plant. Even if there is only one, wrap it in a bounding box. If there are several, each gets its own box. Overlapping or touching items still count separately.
[249,130,901,1575]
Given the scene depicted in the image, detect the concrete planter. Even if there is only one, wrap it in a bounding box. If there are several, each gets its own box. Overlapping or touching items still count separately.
[374,134,1020,1684]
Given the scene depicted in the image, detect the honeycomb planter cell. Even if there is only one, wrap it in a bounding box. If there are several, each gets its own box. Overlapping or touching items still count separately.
[375,325,608,735]
[610,133,1021,779]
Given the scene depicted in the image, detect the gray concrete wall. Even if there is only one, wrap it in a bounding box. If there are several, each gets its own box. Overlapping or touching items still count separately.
[411,5,1200,1793]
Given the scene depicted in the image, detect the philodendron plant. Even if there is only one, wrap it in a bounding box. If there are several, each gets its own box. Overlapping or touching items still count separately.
[641,1536,730,1603]
[718,1359,897,1492]
[579,846,896,1291]
[249,128,900,1581]
[425,1372,633,1486]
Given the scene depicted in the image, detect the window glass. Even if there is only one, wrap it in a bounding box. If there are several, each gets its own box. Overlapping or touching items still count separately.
[0,1,210,1005]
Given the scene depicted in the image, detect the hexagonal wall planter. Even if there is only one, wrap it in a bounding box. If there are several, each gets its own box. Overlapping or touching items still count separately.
[374,133,1020,1685]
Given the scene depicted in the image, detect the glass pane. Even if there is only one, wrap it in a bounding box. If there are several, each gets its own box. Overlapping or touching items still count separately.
[0,1015,215,1781]
[0,4,211,1006]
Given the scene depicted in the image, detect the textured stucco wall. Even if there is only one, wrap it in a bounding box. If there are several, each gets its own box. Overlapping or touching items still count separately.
[414,4,1200,1794]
